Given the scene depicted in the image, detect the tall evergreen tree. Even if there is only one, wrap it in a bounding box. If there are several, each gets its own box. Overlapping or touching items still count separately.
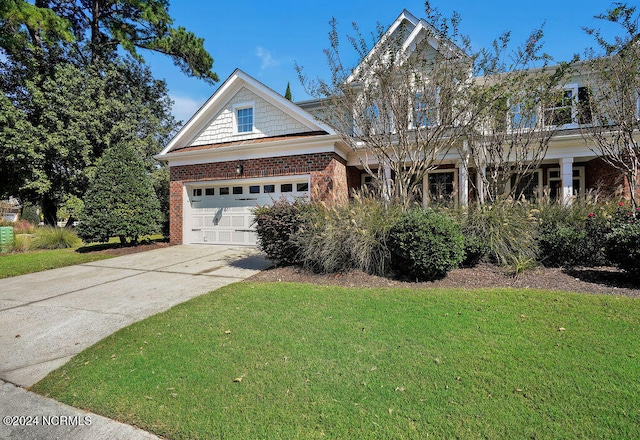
[284,82,292,101]
[78,142,162,244]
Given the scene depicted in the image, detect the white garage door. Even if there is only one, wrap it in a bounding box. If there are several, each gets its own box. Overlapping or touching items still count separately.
[185,178,310,245]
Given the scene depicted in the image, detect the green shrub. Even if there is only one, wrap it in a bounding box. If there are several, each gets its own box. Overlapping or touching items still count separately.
[253,198,310,266]
[388,209,465,281]
[294,195,401,276]
[538,225,587,266]
[534,197,611,267]
[605,203,640,275]
[78,142,162,245]
[20,203,41,225]
[606,224,640,275]
[460,232,489,267]
[31,226,82,249]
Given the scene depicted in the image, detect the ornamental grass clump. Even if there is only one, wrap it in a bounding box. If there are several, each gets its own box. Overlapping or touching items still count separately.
[388,208,465,281]
[459,200,538,269]
[31,226,82,249]
[293,194,401,276]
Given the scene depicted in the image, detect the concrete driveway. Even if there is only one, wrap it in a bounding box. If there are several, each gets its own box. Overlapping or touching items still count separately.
[0,245,271,387]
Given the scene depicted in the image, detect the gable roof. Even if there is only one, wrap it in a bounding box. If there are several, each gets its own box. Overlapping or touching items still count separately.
[158,69,337,157]
[347,9,468,83]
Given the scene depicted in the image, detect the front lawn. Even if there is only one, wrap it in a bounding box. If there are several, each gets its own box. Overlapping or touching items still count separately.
[0,248,111,279]
[33,283,640,439]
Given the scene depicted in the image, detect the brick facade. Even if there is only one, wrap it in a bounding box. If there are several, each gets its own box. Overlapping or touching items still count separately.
[586,157,629,198]
[169,152,347,244]
[168,181,183,245]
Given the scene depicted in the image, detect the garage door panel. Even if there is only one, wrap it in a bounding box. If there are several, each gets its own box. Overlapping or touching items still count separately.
[186,180,309,245]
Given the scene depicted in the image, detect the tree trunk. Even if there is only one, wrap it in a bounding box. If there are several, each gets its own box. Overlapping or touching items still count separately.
[64,216,76,228]
[41,195,58,226]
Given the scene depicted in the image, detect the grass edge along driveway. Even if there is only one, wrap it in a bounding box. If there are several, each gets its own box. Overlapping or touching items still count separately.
[0,248,112,279]
[33,282,640,440]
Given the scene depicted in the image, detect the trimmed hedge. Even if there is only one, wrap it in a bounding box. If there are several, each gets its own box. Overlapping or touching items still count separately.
[388,209,465,281]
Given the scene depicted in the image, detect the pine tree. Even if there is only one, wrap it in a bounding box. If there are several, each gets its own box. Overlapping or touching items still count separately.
[78,142,162,244]
[284,82,292,101]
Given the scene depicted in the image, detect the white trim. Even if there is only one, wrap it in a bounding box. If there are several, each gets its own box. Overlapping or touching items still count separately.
[547,165,585,199]
[160,136,348,167]
[158,69,336,157]
[504,169,543,199]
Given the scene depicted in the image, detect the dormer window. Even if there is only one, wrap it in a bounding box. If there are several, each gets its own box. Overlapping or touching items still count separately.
[234,102,254,134]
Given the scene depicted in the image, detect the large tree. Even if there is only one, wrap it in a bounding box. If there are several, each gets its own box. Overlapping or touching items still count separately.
[0,58,178,224]
[0,0,216,223]
[298,8,477,208]
[580,2,640,208]
[1,0,217,82]
[465,32,573,203]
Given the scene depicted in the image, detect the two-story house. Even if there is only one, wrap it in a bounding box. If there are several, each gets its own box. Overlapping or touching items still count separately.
[157,10,636,246]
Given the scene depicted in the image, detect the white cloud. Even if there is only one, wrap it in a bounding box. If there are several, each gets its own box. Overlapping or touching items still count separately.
[170,94,205,125]
[255,46,279,71]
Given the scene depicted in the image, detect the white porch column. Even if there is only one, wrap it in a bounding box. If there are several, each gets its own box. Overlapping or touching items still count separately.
[476,164,486,205]
[458,159,469,207]
[383,163,392,201]
[458,140,469,207]
[560,157,574,205]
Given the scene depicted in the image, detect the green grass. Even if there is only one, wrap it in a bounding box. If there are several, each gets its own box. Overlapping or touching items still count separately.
[0,234,165,278]
[32,283,640,439]
[0,248,112,279]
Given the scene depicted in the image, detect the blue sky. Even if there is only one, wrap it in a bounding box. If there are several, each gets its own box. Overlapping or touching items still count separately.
[144,0,623,124]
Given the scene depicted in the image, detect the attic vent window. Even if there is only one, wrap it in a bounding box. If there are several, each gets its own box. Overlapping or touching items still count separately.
[236,106,254,133]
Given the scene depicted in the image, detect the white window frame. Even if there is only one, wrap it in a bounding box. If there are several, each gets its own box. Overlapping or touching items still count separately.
[508,98,539,131]
[412,89,440,129]
[233,101,255,135]
[544,83,593,129]
[505,169,543,200]
[546,166,585,198]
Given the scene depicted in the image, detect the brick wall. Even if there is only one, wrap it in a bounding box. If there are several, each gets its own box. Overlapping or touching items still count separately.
[168,181,183,245]
[586,157,628,197]
[169,152,348,244]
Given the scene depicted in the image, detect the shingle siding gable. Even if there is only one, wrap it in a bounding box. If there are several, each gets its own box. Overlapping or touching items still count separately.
[190,86,311,146]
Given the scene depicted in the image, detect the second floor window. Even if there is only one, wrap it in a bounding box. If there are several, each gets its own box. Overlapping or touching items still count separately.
[413,92,441,128]
[236,107,253,133]
[545,89,574,126]
[510,99,538,129]
[543,86,592,127]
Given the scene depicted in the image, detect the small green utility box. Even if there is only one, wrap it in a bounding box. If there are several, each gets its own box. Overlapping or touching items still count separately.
[0,226,14,252]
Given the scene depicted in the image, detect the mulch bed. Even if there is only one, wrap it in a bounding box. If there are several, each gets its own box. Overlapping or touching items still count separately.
[80,242,639,298]
[247,263,640,298]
